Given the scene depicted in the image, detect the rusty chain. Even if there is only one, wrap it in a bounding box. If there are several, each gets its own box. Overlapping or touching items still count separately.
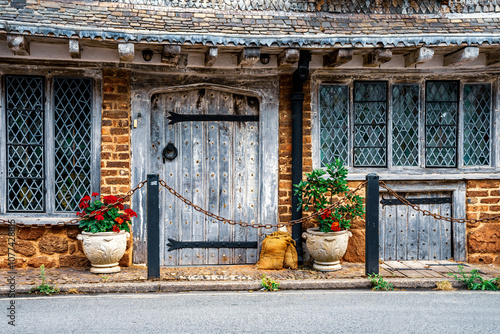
[380,181,500,225]
[0,180,147,228]
[159,178,367,229]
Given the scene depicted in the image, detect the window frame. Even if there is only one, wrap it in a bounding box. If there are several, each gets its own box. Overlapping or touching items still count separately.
[0,70,102,219]
[312,75,498,178]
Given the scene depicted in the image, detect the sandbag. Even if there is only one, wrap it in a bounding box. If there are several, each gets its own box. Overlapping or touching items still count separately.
[257,231,298,270]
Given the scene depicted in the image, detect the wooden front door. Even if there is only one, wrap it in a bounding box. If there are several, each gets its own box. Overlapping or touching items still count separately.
[380,192,453,261]
[151,88,260,266]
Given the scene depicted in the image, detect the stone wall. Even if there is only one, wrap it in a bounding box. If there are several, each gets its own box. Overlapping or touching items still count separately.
[466,180,500,265]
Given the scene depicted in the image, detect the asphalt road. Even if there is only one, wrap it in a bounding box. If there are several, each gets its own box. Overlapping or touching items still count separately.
[2,290,498,333]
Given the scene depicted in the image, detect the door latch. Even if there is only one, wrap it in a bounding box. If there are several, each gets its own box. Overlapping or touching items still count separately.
[162,142,178,163]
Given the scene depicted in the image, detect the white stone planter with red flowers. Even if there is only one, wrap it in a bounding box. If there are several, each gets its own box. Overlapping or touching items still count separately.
[76,193,137,274]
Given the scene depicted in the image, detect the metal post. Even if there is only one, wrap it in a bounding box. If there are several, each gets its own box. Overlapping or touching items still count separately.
[147,174,160,279]
[365,173,380,276]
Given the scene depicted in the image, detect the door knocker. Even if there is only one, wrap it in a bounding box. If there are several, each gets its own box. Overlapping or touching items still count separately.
[162,142,178,162]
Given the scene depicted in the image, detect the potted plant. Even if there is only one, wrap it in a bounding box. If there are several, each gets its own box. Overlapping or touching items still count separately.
[76,193,137,274]
[294,159,364,271]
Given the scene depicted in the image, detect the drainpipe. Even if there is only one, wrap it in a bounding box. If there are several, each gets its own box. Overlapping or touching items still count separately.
[291,50,311,264]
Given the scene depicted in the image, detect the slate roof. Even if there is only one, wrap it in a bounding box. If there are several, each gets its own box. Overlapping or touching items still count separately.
[0,1,499,47]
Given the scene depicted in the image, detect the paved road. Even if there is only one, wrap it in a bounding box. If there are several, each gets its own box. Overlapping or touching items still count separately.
[2,290,498,333]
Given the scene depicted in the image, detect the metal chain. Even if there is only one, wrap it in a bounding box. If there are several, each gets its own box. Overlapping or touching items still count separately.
[160,179,367,229]
[380,181,500,224]
[0,181,147,228]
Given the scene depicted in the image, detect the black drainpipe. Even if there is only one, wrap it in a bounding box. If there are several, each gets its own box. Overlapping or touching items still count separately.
[291,50,311,264]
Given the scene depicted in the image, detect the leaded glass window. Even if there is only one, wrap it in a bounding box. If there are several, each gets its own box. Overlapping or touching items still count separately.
[353,82,387,167]
[54,78,93,211]
[392,84,419,166]
[463,84,491,166]
[6,76,45,212]
[319,85,348,166]
[425,81,459,167]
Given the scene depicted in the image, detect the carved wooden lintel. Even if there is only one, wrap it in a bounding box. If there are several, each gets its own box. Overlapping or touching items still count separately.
[238,48,260,67]
[486,50,500,66]
[118,43,135,62]
[363,48,392,67]
[205,47,218,67]
[323,49,353,68]
[443,47,479,67]
[69,39,81,59]
[278,48,300,67]
[7,35,30,56]
[161,44,181,66]
[404,47,434,67]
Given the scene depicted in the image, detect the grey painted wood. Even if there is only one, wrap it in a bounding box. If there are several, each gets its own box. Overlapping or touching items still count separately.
[406,197,419,260]
[191,120,205,265]
[428,193,441,260]
[418,199,430,260]
[233,120,247,264]
[396,201,408,260]
[384,203,397,261]
[441,201,452,260]
[246,120,260,263]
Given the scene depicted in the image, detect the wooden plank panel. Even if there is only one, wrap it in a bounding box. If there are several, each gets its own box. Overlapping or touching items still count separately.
[246,120,260,264]
[191,119,205,264]
[406,195,419,261]
[396,200,408,261]
[233,121,247,264]
[206,90,220,264]
[440,201,452,260]
[380,263,406,278]
[384,204,397,261]
[179,117,193,265]
[418,202,430,260]
[384,261,422,278]
[428,193,441,260]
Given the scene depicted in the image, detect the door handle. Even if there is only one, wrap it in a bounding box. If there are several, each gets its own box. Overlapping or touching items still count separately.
[162,142,178,163]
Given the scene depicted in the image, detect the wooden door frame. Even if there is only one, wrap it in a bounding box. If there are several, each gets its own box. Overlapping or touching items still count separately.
[379,181,467,261]
[129,72,280,264]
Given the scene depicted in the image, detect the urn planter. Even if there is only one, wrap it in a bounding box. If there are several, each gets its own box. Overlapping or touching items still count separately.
[77,230,129,274]
[302,227,352,272]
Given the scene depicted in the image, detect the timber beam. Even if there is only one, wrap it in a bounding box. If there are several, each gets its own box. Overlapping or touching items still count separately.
[162,44,181,66]
[363,48,392,67]
[443,47,479,67]
[118,43,135,62]
[323,49,353,68]
[238,48,260,67]
[205,47,218,67]
[69,39,81,59]
[7,35,30,56]
[404,47,434,67]
[486,50,500,66]
[278,48,300,67]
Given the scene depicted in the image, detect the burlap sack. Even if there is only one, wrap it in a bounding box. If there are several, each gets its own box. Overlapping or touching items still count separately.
[257,231,298,270]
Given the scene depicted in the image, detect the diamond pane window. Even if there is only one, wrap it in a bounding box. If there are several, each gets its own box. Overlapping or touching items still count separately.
[54,78,93,212]
[6,76,45,212]
[319,85,349,166]
[392,84,419,166]
[353,82,387,167]
[463,84,491,166]
[425,81,459,167]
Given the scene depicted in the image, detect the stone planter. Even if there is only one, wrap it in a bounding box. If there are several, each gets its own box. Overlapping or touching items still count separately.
[302,227,352,272]
[77,231,129,274]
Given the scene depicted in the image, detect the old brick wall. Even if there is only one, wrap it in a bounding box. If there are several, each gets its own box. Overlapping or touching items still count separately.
[0,68,134,268]
[466,180,500,265]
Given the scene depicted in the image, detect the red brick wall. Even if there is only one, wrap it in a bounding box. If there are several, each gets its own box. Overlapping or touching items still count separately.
[466,180,500,265]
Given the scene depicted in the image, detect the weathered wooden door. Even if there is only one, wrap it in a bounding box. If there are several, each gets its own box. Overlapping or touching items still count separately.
[380,192,453,261]
[151,88,260,266]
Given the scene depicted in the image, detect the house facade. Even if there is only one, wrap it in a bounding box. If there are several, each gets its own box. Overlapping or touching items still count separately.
[0,0,499,268]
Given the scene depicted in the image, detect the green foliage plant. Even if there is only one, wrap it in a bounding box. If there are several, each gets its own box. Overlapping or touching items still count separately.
[261,274,280,291]
[30,265,60,295]
[77,193,137,233]
[294,159,364,232]
[448,265,499,291]
[368,274,394,291]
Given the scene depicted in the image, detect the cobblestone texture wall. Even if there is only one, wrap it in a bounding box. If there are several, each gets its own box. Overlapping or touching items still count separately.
[466,180,500,265]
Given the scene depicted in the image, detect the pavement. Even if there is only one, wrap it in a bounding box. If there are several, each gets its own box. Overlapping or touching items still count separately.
[1,261,499,295]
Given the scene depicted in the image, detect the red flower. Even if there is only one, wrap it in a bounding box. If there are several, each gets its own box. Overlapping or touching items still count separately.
[79,201,89,209]
[114,203,124,210]
[330,221,341,232]
[91,192,99,197]
[112,225,120,233]
[120,214,130,222]
[95,214,104,221]
[124,208,137,218]
[79,195,91,203]
[321,209,331,220]
[103,195,118,205]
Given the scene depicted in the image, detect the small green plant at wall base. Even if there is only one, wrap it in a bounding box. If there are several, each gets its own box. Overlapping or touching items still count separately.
[368,274,394,291]
[261,274,280,291]
[30,265,60,295]
[294,159,364,232]
[448,265,499,291]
